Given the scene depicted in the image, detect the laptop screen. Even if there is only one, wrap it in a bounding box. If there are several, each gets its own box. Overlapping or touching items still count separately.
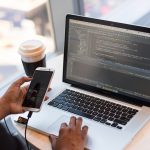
[63,14,150,105]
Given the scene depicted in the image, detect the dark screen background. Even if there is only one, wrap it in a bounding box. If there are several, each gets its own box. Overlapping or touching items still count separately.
[66,19,150,102]
[23,70,52,108]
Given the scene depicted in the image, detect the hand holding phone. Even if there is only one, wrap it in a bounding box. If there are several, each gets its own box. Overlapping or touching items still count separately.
[22,67,54,112]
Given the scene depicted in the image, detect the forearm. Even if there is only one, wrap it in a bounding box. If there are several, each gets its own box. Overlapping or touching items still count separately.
[0,98,9,120]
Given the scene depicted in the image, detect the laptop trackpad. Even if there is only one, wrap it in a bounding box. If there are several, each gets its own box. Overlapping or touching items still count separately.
[48,115,70,135]
[48,115,90,135]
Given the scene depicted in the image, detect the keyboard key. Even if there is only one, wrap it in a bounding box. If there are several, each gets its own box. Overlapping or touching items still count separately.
[114,119,127,125]
[56,104,63,109]
[122,113,128,117]
[61,106,69,111]
[92,111,98,116]
[86,110,93,115]
[127,114,134,119]
[48,101,59,107]
[102,115,109,120]
[93,117,101,122]
[110,109,116,113]
[97,114,103,118]
[117,126,122,129]
[105,122,111,126]
[128,110,137,115]
[66,103,73,107]
[109,113,115,117]
[53,102,59,107]
[100,119,107,124]
[48,101,54,105]
[108,117,114,121]
[132,109,138,113]
[111,123,118,127]
[120,117,130,122]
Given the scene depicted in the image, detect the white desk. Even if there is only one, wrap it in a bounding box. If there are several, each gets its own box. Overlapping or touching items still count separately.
[10,54,150,150]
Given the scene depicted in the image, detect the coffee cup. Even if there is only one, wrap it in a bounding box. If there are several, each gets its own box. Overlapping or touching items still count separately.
[18,40,46,77]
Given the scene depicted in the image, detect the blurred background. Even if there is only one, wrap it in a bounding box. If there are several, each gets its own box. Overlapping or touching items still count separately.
[0,0,54,86]
[0,0,150,87]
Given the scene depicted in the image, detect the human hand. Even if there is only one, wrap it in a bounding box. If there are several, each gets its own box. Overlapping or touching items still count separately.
[0,77,31,119]
[51,116,88,150]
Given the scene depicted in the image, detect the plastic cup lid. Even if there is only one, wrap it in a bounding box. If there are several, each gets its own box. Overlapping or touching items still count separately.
[18,40,45,57]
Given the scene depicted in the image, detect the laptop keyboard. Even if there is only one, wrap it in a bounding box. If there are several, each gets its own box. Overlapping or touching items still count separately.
[48,89,138,130]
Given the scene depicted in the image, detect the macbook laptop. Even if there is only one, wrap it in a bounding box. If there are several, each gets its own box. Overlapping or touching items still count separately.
[26,14,150,150]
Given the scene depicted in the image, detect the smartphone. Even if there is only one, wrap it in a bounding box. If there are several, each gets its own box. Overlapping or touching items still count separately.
[22,67,54,112]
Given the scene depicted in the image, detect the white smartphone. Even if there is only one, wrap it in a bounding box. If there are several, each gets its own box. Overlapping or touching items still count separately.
[22,67,54,112]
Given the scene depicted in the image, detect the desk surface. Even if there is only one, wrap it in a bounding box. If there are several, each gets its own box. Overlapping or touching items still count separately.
[14,120,150,150]
[12,54,150,150]
[14,123,52,150]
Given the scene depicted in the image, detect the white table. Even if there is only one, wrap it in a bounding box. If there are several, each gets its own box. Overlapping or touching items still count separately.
[10,54,150,150]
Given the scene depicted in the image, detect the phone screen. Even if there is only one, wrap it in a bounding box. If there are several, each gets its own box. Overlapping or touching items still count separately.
[22,70,53,109]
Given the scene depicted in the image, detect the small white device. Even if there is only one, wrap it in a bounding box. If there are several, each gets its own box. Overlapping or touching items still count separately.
[22,67,54,112]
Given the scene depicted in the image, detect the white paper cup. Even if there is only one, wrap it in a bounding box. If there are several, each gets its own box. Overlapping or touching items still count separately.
[18,40,46,77]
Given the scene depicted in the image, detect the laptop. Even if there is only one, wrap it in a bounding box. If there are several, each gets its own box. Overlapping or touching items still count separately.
[26,14,150,150]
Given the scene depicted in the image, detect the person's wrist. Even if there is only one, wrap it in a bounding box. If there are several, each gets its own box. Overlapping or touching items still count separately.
[0,97,10,119]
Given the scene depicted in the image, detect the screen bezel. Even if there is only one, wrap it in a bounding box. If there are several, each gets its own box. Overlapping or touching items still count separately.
[63,14,150,107]
[23,67,54,112]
